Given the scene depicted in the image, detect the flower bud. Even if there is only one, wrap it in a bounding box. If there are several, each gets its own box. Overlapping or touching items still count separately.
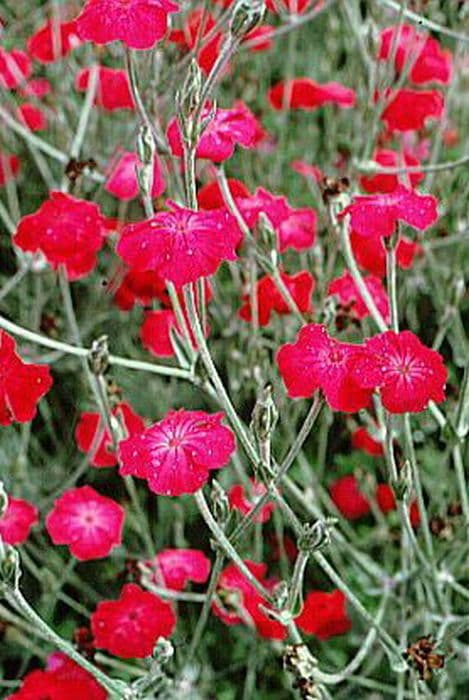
[178,59,203,120]
[298,520,333,553]
[0,482,8,519]
[153,637,174,665]
[137,124,156,166]
[0,543,21,595]
[210,479,230,526]
[250,383,278,445]
[257,212,279,267]
[230,0,265,40]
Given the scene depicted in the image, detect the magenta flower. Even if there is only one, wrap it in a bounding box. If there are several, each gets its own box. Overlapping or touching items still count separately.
[105,151,166,201]
[144,548,211,590]
[339,185,438,239]
[118,409,236,496]
[0,497,38,546]
[75,0,180,50]
[116,201,242,287]
[327,271,390,323]
[46,486,125,560]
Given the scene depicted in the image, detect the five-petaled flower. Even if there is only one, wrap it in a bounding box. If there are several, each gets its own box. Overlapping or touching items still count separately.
[329,475,371,520]
[277,324,372,412]
[27,19,82,63]
[350,330,447,413]
[0,497,39,545]
[143,548,211,590]
[340,185,438,239]
[118,409,236,496]
[14,191,107,280]
[75,401,145,467]
[268,78,356,110]
[0,331,53,426]
[116,201,242,287]
[75,66,135,111]
[296,590,352,639]
[75,0,180,50]
[91,583,176,658]
[46,486,125,560]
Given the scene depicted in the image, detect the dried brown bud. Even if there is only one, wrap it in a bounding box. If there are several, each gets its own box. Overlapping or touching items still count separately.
[403,636,445,681]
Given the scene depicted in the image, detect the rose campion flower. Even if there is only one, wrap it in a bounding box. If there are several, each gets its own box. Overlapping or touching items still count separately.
[268,78,356,110]
[228,480,275,523]
[277,324,372,412]
[378,25,452,85]
[116,202,242,288]
[118,409,236,496]
[144,548,211,590]
[351,427,384,457]
[0,331,53,425]
[112,267,169,311]
[239,271,315,326]
[20,77,52,98]
[328,271,390,324]
[329,475,371,520]
[237,187,317,252]
[75,66,135,111]
[381,89,444,132]
[91,583,176,658]
[350,231,423,277]
[213,560,287,640]
[0,497,39,545]
[340,185,439,239]
[105,151,165,201]
[197,178,250,210]
[140,309,209,358]
[167,101,263,162]
[0,152,20,187]
[75,401,145,467]
[351,331,447,414]
[169,8,223,75]
[76,0,180,50]
[359,149,423,194]
[14,191,106,280]
[295,590,351,639]
[27,19,82,63]
[0,48,31,89]
[8,653,106,700]
[17,103,48,131]
[46,486,125,560]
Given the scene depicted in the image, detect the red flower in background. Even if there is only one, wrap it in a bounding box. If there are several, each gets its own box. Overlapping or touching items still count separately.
[296,590,351,639]
[213,560,287,640]
[351,330,447,414]
[197,178,250,209]
[76,0,179,50]
[268,78,355,110]
[328,271,390,323]
[144,548,211,590]
[0,48,31,89]
[105,151,166,201]
[0,497,38,545]
[378,25,452,85]
[350,232,423,277]
[359,149,423,194]
[290,160,323,182]
[330,475,371,520]
[17,103,48,131]
[239,271,314,326]
[14,192,106,280]
[352,426,384,457]
[27,19,82,63]
[140,308,210,358]
[75,67,135,111]
[46,486,125,560]
[229,480,275,523]
[112,268,169,311]
[75,401,145,467]
[381,89,444,132]
[0,152,20,187]
[117,202,242,287]
[167,101,263,162]
[0,331,52,426]
[118,409,236,496]
[340,185,438,238]
[8,653,106,700]
[277,324,371,412]
[237,187,317,252]
[376,484,421,528]
[169,8,223,75]
[20,77,52,97]
[91,583,176,658]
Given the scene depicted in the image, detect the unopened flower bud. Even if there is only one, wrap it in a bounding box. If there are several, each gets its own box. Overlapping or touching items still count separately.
[230,0,265,40]
[136,163,154,200]
[250,383,278,445]
[0,543,21,595]
[137,124,156,166]
[257,212,279,267]
[210,479,230,526]
[0,483,8,518]
[153,637,174,665]
[298,520,333,553]
[392,460,412,501]
[178,60,203,120]
[88,335,109,376]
